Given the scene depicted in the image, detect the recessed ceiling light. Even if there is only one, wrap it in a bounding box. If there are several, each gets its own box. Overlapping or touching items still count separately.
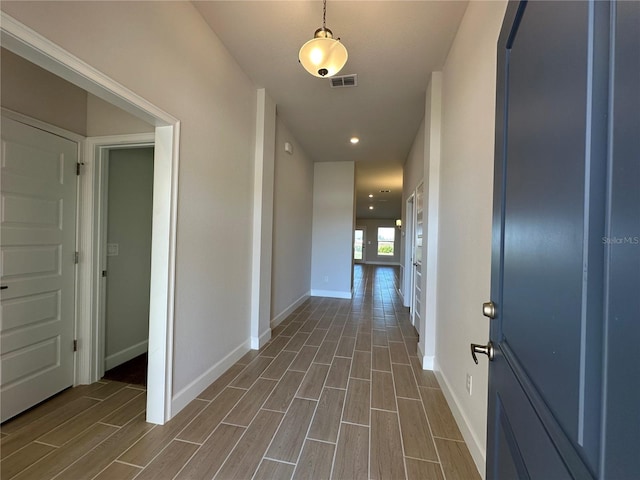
[368,194,373,198]
[369,205,374,210]
[350,137,359,144]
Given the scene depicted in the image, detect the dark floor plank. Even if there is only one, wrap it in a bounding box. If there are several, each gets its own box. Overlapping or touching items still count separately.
[214,410,284,480]
[175,423,245,480]
[293,440,335,480]
[266,398,317,463]
[371,409,406,480]
[332,423,369,480]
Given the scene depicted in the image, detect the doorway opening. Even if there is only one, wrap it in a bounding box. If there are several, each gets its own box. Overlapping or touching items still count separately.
[98,145,154,387]
[403,194,415,307]
[2,4,182,422]
[354,227,366,264]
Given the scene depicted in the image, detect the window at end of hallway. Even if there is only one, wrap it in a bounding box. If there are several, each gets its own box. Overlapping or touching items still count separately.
[377,227,395,256]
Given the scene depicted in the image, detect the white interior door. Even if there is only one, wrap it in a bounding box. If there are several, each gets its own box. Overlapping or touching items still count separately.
[403,195,415,307]
[411,183,424,334]
[0,117,77,422]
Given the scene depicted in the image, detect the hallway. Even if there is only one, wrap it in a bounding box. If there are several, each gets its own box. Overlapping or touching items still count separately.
[1,265,479,480]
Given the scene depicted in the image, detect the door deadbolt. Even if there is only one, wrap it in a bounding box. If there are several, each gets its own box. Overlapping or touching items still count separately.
[471,342,495,364]
[482,301,496,319]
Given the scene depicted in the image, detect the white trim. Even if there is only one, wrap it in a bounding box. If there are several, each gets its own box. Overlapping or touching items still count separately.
[271,292,311,328]
[149,124,180,425]
[81,134,156,386]
[250,90,276,352]
[416,342,435,370]
[251,329,272,350]
[105,340,149,371]
[403,193,416,308]
[434,360,486,479]
[310,289,352,299]
[361,261,401,266]
[0,14,170,127]
[171,339,250,415]
[422,71,443,366]
[0,12,180,425]
[412,180,425,331]
[1,108,85,143]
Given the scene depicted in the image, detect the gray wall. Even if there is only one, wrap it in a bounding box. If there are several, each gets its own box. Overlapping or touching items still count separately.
[87,94,154,136]
[105,147,154,368]
[355,218,402,265]
[403,117,426,208]
[1,48,153,137]
[435,1,507,471]
[271,116,314,324]
[310,162,355,298]
[1,47,87,135]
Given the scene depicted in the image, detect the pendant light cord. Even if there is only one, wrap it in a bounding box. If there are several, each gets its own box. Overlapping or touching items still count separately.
[322,0,327,30]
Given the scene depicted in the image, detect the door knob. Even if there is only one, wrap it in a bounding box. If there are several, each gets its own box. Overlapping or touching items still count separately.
[482,301,496,319]
[471,342,494,364]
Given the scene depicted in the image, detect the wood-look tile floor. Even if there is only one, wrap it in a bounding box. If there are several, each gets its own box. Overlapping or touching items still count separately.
[1,265,480,480]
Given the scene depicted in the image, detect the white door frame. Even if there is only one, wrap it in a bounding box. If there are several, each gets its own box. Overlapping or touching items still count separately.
[403,194,415,307]
[411,182,424,331]
[1,13,180,424]
[86,136,155,382]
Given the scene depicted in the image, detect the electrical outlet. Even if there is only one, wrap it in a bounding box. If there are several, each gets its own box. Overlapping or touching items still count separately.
[323,275,329,283]
[466,373,473,395]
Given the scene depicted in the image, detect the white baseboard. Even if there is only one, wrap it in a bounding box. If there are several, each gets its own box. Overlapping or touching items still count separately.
[171,339,250,415]
[251,328,271,349]
[271,291,310,328]
[416,343,434,370]
[105,340,148,370]
[362,261,401,266]
[434,359,486,479]
[310,289,352,299]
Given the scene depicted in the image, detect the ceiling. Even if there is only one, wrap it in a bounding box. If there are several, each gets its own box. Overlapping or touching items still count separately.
[193,1,468,219]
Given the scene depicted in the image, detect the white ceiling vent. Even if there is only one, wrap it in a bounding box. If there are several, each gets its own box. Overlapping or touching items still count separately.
[330,74,358,88]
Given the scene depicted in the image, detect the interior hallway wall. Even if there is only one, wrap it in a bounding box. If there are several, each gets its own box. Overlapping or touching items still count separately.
[403,117,426,205]
[104,147,154,370]
[311,161,355,299]
[434,0,508,474]
[1,1,260,412]
[402,117,427,308]
[1,48,153,136]
[1,47,87,134]
[271,116,314,325]
[86,94,154,136]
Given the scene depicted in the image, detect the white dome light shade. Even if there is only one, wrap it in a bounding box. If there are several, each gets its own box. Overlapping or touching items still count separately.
[299,28,348,77]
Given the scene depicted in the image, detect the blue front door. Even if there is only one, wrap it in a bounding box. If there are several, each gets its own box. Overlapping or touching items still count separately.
[483,1,639,478]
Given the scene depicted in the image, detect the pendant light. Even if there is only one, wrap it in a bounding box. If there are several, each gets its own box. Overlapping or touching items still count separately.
[298,0,348,77]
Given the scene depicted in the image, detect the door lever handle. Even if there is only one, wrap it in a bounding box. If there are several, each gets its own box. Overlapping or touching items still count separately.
[471,342,494,364]
[0,285,7,290]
